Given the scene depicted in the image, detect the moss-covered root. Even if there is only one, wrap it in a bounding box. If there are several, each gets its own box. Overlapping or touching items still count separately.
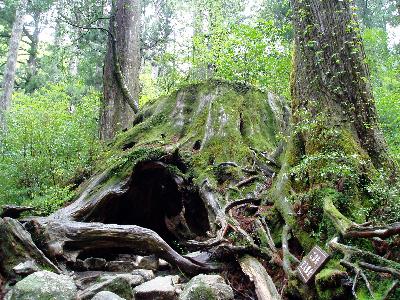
[323,193,354,237]
[324,192,400,239]
[315,268,351,300]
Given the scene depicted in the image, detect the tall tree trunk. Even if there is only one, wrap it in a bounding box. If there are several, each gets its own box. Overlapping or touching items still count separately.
[275,0,398,247]
[100,0,141,141]
[24,11,41,88]
[0,0,28,130]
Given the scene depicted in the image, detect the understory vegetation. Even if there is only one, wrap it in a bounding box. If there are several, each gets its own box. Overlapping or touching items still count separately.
[1,18,398,215]
[0,1,400,299]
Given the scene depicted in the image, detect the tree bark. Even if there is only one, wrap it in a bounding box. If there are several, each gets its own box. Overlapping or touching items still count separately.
[268,2,400,296]
[290,0,395,173]
[0,0,28,130]
[100,0,141,141]
[23,11,41,89]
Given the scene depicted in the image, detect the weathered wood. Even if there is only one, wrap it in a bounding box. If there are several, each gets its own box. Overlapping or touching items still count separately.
[27,219,217,275]
[0,218,60,278]
[239,255,282,300]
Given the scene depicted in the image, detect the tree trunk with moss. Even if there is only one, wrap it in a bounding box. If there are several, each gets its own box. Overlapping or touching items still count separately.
[100,0,141,141]
[1,74,399,299]
[269,1,400,299]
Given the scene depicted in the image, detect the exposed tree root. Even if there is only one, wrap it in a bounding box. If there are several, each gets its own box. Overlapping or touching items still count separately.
[324,196,400,239]
[0,218,60,278]
[358,262,400,279]
[224,197,261,215]
[27,219,218,275]
[281,225,299,277]
[239,255,282,300]
[329,237,400,270]
[236,176,260,188]
[0,205,33,218]
[341,260,375,298]
[382,280,399,300]
[329,237,400,299]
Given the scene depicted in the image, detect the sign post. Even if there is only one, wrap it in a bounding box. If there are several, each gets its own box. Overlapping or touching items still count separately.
[297,246,330,284]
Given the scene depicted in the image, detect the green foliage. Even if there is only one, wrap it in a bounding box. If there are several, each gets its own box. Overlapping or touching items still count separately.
[0,81,101,214]
[193,20,292,98]
[363,28,400,162]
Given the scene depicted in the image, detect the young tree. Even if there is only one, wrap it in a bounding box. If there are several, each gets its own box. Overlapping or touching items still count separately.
[100,0,141,140]
[0,0,28,129]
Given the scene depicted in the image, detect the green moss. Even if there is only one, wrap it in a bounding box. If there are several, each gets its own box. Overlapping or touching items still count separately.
[315,266,349,300]
[188,283,218,300]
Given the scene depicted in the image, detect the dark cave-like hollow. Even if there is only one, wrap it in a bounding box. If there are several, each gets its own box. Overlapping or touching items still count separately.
[85,161,211,245]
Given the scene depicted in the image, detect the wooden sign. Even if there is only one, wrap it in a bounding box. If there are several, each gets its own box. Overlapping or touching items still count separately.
[297,246,330,284]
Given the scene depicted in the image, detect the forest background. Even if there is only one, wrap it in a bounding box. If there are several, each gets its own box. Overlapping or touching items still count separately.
[0,0,399,215]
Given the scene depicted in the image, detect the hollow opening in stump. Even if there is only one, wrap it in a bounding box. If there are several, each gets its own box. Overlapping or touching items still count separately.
[85,161,210,245]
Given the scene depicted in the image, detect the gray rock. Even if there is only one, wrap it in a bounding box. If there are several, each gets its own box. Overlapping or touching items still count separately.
[131,269,155,281]
[79,274,143,300]
[158,259,172,270]
[138,255,159,271]
[179,274,234,300]
[106,261,137,272]
[12,260,39,276]
[134,275,180,300]
[74,258,86,271]
[8,270,77,300]
[101,274,144,287]
[83,257,107,271]
[91,291,126,300]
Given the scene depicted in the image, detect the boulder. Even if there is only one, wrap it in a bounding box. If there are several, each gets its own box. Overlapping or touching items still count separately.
[92,291,127,300]
[8,271,77,300]
[137,255,159,271]
[106,261,137,272]
[12,260,39,276]
[79,274,143,300]
[131,269,155,281]
[83,257,107,271]
[134,275,180,300]
[179,274,234,300]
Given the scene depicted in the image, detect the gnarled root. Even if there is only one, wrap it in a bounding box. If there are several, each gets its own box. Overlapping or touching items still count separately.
[329,237,400,299]
[27,219,218,275]
[324,196,400,239]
